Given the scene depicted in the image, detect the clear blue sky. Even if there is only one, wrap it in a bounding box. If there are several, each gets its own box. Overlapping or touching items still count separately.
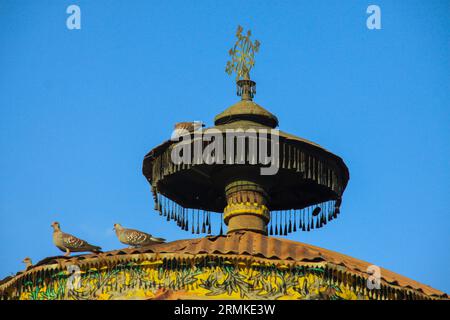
[0,0,449,293]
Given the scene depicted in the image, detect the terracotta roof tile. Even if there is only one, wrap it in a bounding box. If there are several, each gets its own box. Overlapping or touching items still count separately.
[1,232,447,298]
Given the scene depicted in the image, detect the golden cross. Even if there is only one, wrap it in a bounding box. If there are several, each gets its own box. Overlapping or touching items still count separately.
[225,26,260,81]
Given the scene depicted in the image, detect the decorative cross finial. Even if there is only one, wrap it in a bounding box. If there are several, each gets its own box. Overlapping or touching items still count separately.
[225,25,260,81]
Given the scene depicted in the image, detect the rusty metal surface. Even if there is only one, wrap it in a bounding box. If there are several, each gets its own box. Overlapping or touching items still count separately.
[2,232,446,298]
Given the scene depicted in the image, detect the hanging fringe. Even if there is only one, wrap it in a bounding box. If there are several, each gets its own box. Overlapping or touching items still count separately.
[148,139,347,217]
[151,188,342,236]
[207,212,212,234]
[153,192,216,235]
[146,138,347,238]
[195,209,200,234]
[268,199,340,235]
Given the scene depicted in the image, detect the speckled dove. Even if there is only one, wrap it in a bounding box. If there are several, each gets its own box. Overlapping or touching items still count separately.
[51,221,102,256]
[113,223,166,248]
[172,121,204,139]
[22,257,33,270]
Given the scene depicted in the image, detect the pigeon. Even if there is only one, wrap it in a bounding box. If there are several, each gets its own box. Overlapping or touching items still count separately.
[172,121,205,139]
[22,257,33,270]
[51,221,102,256]
[113,223,166,248]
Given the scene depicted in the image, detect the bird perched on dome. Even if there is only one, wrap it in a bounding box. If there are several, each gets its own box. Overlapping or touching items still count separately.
[22,257,33,270]
[51,221,102,256]
[172,121,205,139]
[113,223,166,248]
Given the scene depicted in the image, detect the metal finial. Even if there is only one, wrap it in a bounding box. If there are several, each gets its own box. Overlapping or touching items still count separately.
[225,25,260,100]
[225,25,260,81]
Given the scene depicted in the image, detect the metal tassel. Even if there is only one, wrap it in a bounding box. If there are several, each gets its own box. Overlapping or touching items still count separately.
[279,210,283,235]
[175,204,178,225]
[166,199,170,221]
[287,145,291,169]
[207,212,211,234]
[326,201,331,221]
[302,209,306,231]
[162,196,166,216]
[178,205,182,226]
[171,201,175,220]
[293,210,297,232]
[196,209,200,234]
[166,199,170,220]
[201,210,206,233]
[275,211,279,235]
[191,209,194,234]
[307,207,311,231]
[158,193,162,215]
[281,210,284,235]
[269,212,273,235]
[288,210,292,233]
[312,206,321,217]
[178,206,182,228]
[299,209,303,230]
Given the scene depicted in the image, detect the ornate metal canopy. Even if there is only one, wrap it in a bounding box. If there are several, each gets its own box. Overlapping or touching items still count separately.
[142,26,349,236]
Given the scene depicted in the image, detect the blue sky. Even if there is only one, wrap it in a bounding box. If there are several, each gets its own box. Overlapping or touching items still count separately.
[0,0,449,293]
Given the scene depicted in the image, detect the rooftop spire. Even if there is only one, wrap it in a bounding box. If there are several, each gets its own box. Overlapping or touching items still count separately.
[225,25,260,100]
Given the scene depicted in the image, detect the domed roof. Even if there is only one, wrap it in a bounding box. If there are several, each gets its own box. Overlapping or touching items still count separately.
[214,100,279,128]
[1,232,446,299]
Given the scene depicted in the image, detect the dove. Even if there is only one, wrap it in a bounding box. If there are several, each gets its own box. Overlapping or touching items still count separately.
[172,121,204,139]
[113,223,166,248]
[51,221,102,256]
[22,257,33,270]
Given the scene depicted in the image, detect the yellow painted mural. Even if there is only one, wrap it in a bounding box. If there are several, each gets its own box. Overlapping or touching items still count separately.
[10,259,367,300]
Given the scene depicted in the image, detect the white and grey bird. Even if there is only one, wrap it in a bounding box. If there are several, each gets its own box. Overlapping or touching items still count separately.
[51,221,102,256]
[113,223,166,248]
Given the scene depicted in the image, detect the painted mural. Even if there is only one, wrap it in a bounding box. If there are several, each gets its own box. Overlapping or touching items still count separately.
[2,258,373,300]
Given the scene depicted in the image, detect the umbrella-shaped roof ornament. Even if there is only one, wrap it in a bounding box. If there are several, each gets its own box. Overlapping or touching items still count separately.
[142,26,349,237]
